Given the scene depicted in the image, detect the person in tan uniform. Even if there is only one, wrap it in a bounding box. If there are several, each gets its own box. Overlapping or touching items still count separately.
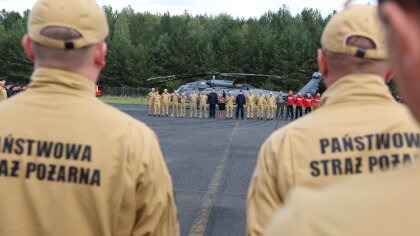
[266,2,420,234]
[189,90,198,118]
[180,92,187,118]
[171,91,179,117]
[226,91,234,119]
[0,1,179,235]
[247,90,256,119]
[256,91,266,120]
[161,88,170,117]
[153,91,162,117]
[266,92,276,120]
[248,4,420,236]
[0,80,7,102]
[199,91,208,118]
[147,88,156,116]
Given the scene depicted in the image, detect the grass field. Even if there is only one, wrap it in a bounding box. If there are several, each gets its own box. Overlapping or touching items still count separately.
[99,96,148,105]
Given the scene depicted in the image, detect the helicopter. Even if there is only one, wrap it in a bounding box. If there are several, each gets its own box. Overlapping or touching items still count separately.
[146,71,323,100]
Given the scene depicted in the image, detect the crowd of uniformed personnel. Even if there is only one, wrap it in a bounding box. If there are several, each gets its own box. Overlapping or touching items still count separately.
[2,1,420,236]
[147,88,322,121]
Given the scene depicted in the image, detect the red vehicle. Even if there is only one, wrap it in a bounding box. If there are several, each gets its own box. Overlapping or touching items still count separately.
[95,85,103,97]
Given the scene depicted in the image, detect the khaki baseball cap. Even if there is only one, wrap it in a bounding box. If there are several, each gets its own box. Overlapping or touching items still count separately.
[28,0,109,50]
[321,4,388,60]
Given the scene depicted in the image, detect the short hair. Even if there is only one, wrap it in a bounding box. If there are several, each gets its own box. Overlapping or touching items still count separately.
[32,27,95,69]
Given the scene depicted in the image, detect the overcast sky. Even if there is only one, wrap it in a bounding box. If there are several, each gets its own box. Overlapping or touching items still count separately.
[2,0,376,18]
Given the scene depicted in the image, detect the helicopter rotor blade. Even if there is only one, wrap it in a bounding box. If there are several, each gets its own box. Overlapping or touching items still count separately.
[219,73,282,80]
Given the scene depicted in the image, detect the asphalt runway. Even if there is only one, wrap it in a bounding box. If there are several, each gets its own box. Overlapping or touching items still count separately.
[114,104,290,236]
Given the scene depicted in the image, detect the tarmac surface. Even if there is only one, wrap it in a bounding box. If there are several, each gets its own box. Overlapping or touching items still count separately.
[114,104,290,236]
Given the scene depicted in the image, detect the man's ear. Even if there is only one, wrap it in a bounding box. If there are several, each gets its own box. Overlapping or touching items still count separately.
[94,42,107,69]
[22,35,35,62]
[384,69,394,84]
[318,49,331,86]
[317,49,327,77]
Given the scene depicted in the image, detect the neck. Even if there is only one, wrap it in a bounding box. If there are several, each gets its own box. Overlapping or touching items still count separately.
[34,63,99,84]
[325,71,384,88]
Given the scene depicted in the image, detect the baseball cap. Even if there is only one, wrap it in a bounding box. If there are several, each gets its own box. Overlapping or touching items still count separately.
[321,4,388,60]
[28,0,109,50]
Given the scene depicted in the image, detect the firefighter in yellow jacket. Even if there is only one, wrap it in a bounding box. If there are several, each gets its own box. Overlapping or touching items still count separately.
[247,5,420,236]
[266,92,276,120]
[189,90,198,118]
[162,89,170,117]
[171,91,179,117]
[226,91,234,119]
[266,2,420,234]
[180,92,187,118]
[256,91,266,120]
[154,91,162,117]
[199,91,208,118]
[0,80,7,102]
[247,90,256,119]
[0,1,179,235]
[147,88,156,116]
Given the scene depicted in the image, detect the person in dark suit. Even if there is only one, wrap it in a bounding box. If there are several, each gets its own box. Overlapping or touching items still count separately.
[207,88,218,119]
[236,90,246,119]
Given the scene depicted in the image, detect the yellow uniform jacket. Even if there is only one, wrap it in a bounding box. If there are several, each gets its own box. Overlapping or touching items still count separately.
[154,94,161,104]
[226,95,234,106]
[148,91,155,103]
[190,93,198,103]
[266,163,420,236]
[247,74,420,236]
[0,68,179,236]
[200,94,208,105]
[247,94,255,105]
[172,94,179,104]
[0,86,7,102]
[257,95,266,106]
[162,92,170,103]
[267,96,275,108]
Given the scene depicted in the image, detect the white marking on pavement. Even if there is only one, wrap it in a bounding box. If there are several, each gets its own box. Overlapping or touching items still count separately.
[188,122,239,236]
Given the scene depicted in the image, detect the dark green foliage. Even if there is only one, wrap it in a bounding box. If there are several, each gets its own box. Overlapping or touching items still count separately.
[0,12,32,82]
[0,6,398,95]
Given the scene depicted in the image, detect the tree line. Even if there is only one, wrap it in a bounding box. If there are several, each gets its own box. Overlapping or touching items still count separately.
[0,6,397,94]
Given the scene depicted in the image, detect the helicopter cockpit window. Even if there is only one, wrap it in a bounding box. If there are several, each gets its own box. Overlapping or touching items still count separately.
[245,84,256,89]
[198,82,209,91]
[177,85,186,94]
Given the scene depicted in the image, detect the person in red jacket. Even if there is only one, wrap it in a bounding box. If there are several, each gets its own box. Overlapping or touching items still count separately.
[304,93,313,114]
[295,92,304,119]
[286,91,295,121]
[313,93,321,110]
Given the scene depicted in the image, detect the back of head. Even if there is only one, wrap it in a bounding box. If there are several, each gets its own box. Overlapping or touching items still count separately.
[8,2,180,236]
[27,0,109,70]
[319,4,391,86]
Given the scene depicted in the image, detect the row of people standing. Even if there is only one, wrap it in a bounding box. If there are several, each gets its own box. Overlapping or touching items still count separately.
[147,88,321,120]
[284,91,321,120]
[148,88,209,118]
